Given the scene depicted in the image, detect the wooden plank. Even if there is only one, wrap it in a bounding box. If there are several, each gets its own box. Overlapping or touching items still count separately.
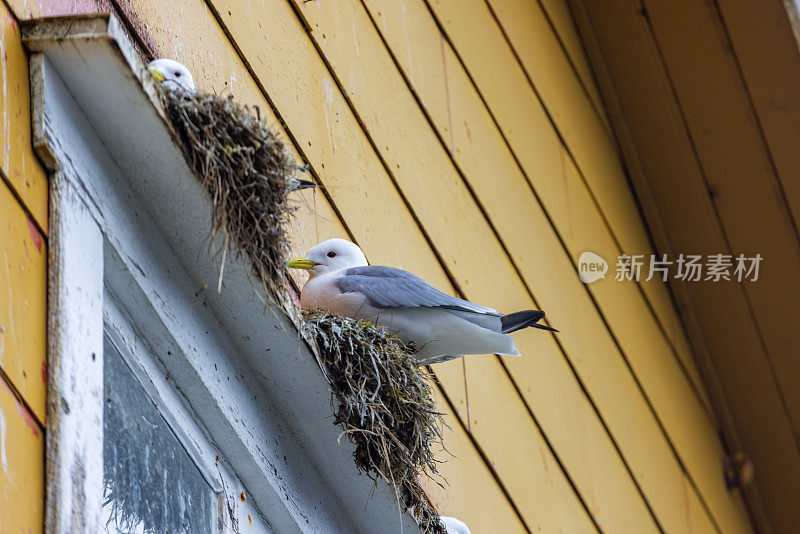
[455,356,657,533]
[45,175,105,533]
[432,0,638,258]
[4,0,105,19]
[574,0,800,531]
[643,0,800,442]
[493,0,612,132]
[434,335,659,533]
[558,154,750,533]
[0,375,44,534]
[423,0,710,414]
[419,0,615,228]
[483,0,706,375]
[0,179,46,422]
[715,0,800,235]
[0,4,49,230]
[426,386,535,534]
[686,475,719,534]
[433,374,598,533]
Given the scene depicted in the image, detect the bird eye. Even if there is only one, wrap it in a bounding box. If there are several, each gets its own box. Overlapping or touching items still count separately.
[175,71,182,77]
[327,251,336,258]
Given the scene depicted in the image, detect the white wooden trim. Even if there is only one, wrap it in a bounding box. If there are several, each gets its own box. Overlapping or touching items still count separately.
[45,174,105,533]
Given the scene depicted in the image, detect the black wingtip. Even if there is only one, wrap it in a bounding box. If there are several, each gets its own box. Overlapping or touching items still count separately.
[501,310,552,334]
[294,178,316,190]
[531,323,559,333]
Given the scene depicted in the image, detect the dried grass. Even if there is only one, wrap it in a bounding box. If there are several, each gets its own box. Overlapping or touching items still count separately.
[303,310,447,534]
[159,87,303,301]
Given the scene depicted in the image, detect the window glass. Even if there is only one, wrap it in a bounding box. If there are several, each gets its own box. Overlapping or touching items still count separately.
[102,338,215,533]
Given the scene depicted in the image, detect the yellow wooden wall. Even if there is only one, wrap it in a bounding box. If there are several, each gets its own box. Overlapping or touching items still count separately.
[1,0,758,532]
[0,1,47,531]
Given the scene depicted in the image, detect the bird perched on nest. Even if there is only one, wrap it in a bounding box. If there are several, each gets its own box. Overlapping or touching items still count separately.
[289,238,557,365]
[148,58,196,92]
[441,516,471,534]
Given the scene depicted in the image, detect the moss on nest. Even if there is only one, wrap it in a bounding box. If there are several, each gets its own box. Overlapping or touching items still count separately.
[302,309,447,534]
[159,87,304,301]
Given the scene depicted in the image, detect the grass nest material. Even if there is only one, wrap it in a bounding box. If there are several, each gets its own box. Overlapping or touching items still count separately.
[302,310,448,534]
[159,87,304,301]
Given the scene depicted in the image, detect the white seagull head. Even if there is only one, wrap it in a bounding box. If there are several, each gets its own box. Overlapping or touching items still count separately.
[147,58,195,91]
[288,238,367,277]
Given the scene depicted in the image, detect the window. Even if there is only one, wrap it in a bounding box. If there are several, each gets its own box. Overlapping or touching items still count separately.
[102,336,216,534]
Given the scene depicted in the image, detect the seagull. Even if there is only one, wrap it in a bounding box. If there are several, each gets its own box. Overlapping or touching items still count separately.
[289,239,556,365]
[147,58,195,92]
[441,516,471,534]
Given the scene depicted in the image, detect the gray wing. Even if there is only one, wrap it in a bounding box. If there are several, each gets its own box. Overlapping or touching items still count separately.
[336,266,499,315]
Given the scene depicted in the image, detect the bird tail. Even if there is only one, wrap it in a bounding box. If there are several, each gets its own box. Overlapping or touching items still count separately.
[501,310,558,334]
[294,178,316,190]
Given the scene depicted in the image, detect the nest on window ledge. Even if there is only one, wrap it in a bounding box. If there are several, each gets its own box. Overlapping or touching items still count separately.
[302,309,448,534]
[158,87,306,302]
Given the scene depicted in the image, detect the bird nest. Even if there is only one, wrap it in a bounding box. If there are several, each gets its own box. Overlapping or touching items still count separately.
[158,87,304,302]
[302,310,447,534]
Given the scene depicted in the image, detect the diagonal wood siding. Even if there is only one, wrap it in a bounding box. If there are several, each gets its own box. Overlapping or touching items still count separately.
[0,2,47,531]
[569,0,800,531]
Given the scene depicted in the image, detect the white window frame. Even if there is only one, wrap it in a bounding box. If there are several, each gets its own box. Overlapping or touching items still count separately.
[24,14,419,534]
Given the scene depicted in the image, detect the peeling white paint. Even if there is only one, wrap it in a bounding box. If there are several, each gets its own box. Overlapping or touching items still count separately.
[0,409,8,475]
[4,251,15,345]
[1,18,10,173]
[352,21,360,56]
[401,1,415,85]
[323,78,336,154]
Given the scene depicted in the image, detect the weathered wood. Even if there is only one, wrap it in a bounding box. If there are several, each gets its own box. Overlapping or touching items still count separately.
[534,0,610,130]
[570,0,794,531]
[480,0,704,394]
[642,0,800,447]
[0,376,45,534]
[0,4,49,229]
[0,179,47,422]
[45,173,105,534]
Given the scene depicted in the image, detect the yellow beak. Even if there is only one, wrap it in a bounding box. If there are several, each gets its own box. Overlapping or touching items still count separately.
[288,258,318,270]
[148,65,166,82]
